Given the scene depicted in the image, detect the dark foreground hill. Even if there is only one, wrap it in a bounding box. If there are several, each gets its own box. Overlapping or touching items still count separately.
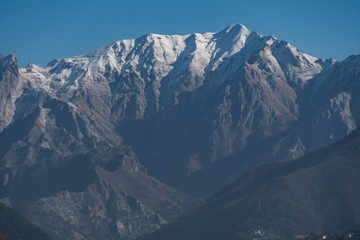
[141,127,360,240]
[0,202,51,240]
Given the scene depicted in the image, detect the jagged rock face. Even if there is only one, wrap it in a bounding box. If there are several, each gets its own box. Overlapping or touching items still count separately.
[298,55,360,149]
[1,143,200,240]
[0,54,23,132]
[17,149,199,240]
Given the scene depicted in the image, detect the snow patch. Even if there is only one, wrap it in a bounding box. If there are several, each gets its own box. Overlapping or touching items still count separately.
[289,138,305,160]
[187,153,202,176]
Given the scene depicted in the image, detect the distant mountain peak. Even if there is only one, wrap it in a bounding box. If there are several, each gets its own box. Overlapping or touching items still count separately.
[223,23,249,33]
[216,23,252,42]
[0,54,17,68]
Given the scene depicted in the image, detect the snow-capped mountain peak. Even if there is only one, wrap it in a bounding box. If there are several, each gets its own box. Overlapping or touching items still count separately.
[19,24,327,123]
[1,24,360,239]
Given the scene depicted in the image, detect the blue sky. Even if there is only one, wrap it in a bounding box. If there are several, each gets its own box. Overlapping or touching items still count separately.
[1,0,359,67]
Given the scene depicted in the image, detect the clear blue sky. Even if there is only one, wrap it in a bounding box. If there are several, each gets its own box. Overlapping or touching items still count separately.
[1,0,359,68]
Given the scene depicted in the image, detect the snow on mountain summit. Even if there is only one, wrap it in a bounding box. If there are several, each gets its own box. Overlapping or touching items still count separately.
[21,24,321,98]
[19,23,325,128]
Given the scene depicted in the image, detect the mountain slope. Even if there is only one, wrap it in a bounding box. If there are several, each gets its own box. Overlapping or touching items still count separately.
[0,54,200,240]
[4,145,201,240]
[16,148,200,240]
[0,202,51,240]
[140,127,360,240]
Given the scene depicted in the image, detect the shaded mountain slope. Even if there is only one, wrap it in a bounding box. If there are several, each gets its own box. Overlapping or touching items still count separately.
[141,127,360,240]
[0,202,51,240]
[15,148,200,240]
[2,145,201,240]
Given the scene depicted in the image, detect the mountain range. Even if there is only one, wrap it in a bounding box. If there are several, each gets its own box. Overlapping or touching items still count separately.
[0,24,359,239]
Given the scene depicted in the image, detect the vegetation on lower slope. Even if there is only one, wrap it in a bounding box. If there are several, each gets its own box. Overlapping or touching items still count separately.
[305,226,360,240]
[140,128,360,240]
